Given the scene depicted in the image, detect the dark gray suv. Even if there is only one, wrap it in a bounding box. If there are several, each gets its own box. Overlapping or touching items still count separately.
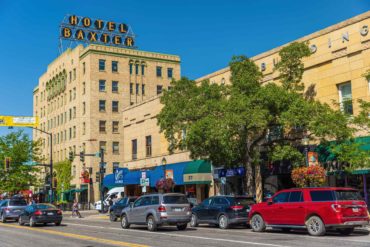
[120,193,191,231]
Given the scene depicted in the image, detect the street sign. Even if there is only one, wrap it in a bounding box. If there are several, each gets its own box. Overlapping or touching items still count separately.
[141,171,146,179]
[221,177,226,185]
[0,116,38,127]
[22,161,38,166]
[140,178,150,186]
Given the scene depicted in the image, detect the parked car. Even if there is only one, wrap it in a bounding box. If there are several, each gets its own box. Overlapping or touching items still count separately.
[120,193,192,231]
[0,198,27,223]
[190,196,254,229]
[18,203,63,227]
[95,187,125,212]
[109,196,138,222]
[249,187,369,236]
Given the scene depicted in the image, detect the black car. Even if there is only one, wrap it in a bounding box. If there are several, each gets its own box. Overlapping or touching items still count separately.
[109,197,137,222]
[18,203,62,227]
[190,196,254,229]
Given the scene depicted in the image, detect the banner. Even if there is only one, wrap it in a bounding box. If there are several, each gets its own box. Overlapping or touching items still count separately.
[0,116,38,127]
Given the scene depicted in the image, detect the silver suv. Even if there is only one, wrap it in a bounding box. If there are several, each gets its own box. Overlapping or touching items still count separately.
[0,198,27,222]
[120,193,191,231]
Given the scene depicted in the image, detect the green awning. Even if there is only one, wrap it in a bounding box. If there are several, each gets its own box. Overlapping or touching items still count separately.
[74,188,87,193]
[183,160,212,185]
[352,169,370,175]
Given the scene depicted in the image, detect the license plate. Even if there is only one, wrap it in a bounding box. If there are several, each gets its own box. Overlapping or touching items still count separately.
[352,208,359,212]
[173,208,182,212]
[47,212,54,215]
[13,210,20,213]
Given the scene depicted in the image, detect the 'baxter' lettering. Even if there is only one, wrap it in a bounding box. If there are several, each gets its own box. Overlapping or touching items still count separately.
[75,29,85,40]
[87,32,98,42]
[113,36,122,45]
[100,33,110,43]
[62,27,72,38]
[125,37,134,47]
[69,15,78,25]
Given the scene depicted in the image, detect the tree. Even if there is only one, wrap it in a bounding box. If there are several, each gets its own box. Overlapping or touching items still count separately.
[54,160,72,202]
[158,42,370,202]
[0,130,43,194]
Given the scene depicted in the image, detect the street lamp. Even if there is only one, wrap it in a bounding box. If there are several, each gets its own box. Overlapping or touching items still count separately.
[302,137,309,167]
[161,157,167,179]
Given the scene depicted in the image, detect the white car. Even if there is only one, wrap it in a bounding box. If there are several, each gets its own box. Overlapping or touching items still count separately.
[94,187,125,212]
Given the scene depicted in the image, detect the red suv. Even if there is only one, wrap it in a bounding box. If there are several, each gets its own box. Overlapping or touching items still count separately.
[249,187,369,236]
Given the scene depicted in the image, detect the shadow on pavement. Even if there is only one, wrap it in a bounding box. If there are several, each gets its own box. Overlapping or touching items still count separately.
[265,228,370,237]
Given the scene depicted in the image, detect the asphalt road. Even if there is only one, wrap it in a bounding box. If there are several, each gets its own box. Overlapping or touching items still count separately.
[1,214,370,247]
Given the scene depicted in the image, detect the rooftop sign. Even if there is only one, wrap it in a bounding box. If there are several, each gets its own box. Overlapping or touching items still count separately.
[60,15,135,48]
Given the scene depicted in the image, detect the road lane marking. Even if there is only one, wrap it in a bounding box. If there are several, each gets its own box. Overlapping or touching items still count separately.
[0,223,149,247]
[66,222,370,245]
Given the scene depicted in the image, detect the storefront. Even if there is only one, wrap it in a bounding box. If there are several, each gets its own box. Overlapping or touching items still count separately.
[213,167,246,196]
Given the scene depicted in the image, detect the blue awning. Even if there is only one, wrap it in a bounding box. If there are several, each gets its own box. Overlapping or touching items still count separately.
[103,174,122,189]
[149,161,188,187]
[123,170,141,185]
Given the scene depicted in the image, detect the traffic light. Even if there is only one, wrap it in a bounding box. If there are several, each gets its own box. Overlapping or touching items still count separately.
[95,172,100,183]
[68,151,74,162]
[80,151,85,162]
[4,157,11,171]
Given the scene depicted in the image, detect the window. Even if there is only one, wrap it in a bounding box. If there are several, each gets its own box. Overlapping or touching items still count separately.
[310,191,334,202]
[132,139,137,160]
[69,71,72,82]
[69,127,72,140]
[82,102,86,115]
[112,81,118,93]
[157,85,163,95]
[99,121,106,133]
[112,142,119,154]
[99,59,105,71]
[334,190,362,201]
[112,101,119,112]
[141,64,145,75]
[151,196,159,205]
[73,68,76,80]
[69,90,72,102]
[113,162,120,173]
[273,192,289,203]
[156,66,162,77]
[69,108,72,120]
[83,62,86,74]
[136,83,139,94]
[288,191,303,202]
[130,83,133,94]
[146,135,152,157]
[112,61,118,72]
[142,84,145,95]
[99,100,106,112]
[99,80,106,92]
[167,68,173,78]
[163,195,188,204]
[112,121,119,133]
[99,141,107,153]
[129,63,133,75]
[73,87,76,99]
[202,198,213,206]
[82,82,86,95]
[168,86,172,91]
[82,122,86,135]
[135,64,139,75]
[338,82,353,115]
[73,126,76,138]
[73,106,76,119]
[212,197,229,206]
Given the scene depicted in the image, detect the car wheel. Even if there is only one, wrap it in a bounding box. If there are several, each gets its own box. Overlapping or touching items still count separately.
[177,223,187,230]
[250,214,266,232]
[1,213,7,223]
[218,215,229,229]
[109,211,117,222]
[55,221,61,226]
[29,217,36,227]
[147,215,157,231]
[190,214,198,227]
[121,215,130,229]
[18,218,24,226]
[337,228,354,236]
[306,216,326,236]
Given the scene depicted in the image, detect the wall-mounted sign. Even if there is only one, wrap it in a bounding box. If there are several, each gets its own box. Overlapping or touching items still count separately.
[308,152,319,166]
[0,116,38,127]
[165,169,174,179]
[60,15,135,48]
[114,168,126,184]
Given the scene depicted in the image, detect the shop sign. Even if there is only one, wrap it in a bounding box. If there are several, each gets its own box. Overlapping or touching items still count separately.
[60,15,135,48]
[165,169,174,179]
[114,168,126,184]
[0,116,38,127]
[308,152,319,166]
[218,167,245,177]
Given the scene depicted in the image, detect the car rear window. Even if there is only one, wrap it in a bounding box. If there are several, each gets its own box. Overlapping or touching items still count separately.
[334,190,362,201]
[163,195,188,204]
[310,191,334,201]
[35,204,56,210]
[9,200,27,206]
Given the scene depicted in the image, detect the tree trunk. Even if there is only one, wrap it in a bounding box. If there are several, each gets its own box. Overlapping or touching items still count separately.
[255,163,263,203]
[245,161,254,196]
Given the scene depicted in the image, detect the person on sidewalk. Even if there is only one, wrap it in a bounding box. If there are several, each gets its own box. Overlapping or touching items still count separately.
[72,200,83,218]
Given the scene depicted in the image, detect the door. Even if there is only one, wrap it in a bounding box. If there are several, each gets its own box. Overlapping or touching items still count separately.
[196,197,213,221]
[114,198,127,217]
[284,191,306,225]
[130,197,144,223]
[136,196,151,223]
[268,192,290,225]
[208,197,229,222]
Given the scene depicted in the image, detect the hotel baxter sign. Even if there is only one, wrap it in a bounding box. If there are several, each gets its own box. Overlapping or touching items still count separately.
[60,15,135,48]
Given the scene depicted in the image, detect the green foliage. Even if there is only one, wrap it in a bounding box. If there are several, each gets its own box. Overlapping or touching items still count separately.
[54,159,72,202]
[0,130,42,193]
[271,145,304,166]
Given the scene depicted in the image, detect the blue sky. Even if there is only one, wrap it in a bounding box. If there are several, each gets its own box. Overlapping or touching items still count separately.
[0,0,369,137]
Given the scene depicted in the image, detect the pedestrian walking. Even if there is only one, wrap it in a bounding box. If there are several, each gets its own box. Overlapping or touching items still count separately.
[72,200,83,218]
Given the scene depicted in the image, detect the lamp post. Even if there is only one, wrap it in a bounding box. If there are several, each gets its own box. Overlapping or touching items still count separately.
[302,137,309,167]
[161,157,167,179]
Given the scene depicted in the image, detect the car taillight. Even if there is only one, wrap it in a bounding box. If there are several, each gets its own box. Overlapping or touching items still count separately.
[331,204,342,213]
[230,205,244,210]
[158,205,166,212]
[34,210,42,216]
[57,210,62,215]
